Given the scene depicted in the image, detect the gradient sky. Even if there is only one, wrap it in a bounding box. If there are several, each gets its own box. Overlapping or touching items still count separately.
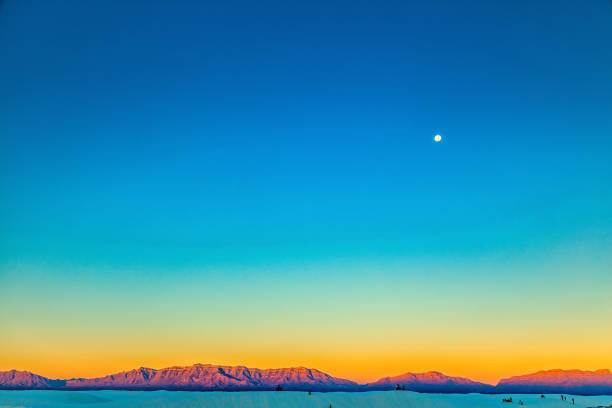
[1,0,611,385]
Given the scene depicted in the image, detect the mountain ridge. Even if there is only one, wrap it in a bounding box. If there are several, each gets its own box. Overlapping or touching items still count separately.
[364,370,494,392]
[2,365,612,394]
[0,364,356,391]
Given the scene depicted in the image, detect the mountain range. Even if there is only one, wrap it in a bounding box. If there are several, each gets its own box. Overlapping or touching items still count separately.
[0,365,355,392]
[1,365,611,394]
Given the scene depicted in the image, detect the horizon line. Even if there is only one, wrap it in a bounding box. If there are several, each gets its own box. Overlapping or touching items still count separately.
[4,363,612,386]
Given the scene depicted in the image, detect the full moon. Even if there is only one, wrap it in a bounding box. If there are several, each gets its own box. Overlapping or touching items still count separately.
[434,134,442,142]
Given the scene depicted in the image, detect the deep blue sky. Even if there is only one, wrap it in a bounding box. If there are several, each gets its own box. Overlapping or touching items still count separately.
[1,0,611,381]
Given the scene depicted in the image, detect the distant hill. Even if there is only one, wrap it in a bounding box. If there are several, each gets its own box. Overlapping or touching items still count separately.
[496,369,612,395]
[364,370,495,393]
[2,365,612,394]
[0,370,65,389]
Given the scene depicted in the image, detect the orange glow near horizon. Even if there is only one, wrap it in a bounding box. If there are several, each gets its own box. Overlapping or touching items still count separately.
[3,341,612,385]
[2,259,612,386]
[2,244,611,387]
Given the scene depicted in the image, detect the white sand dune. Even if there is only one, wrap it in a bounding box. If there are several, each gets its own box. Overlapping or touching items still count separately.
[1,391,612,408]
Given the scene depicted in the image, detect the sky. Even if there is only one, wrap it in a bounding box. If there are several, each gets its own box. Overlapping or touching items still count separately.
[1,0,611,385]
